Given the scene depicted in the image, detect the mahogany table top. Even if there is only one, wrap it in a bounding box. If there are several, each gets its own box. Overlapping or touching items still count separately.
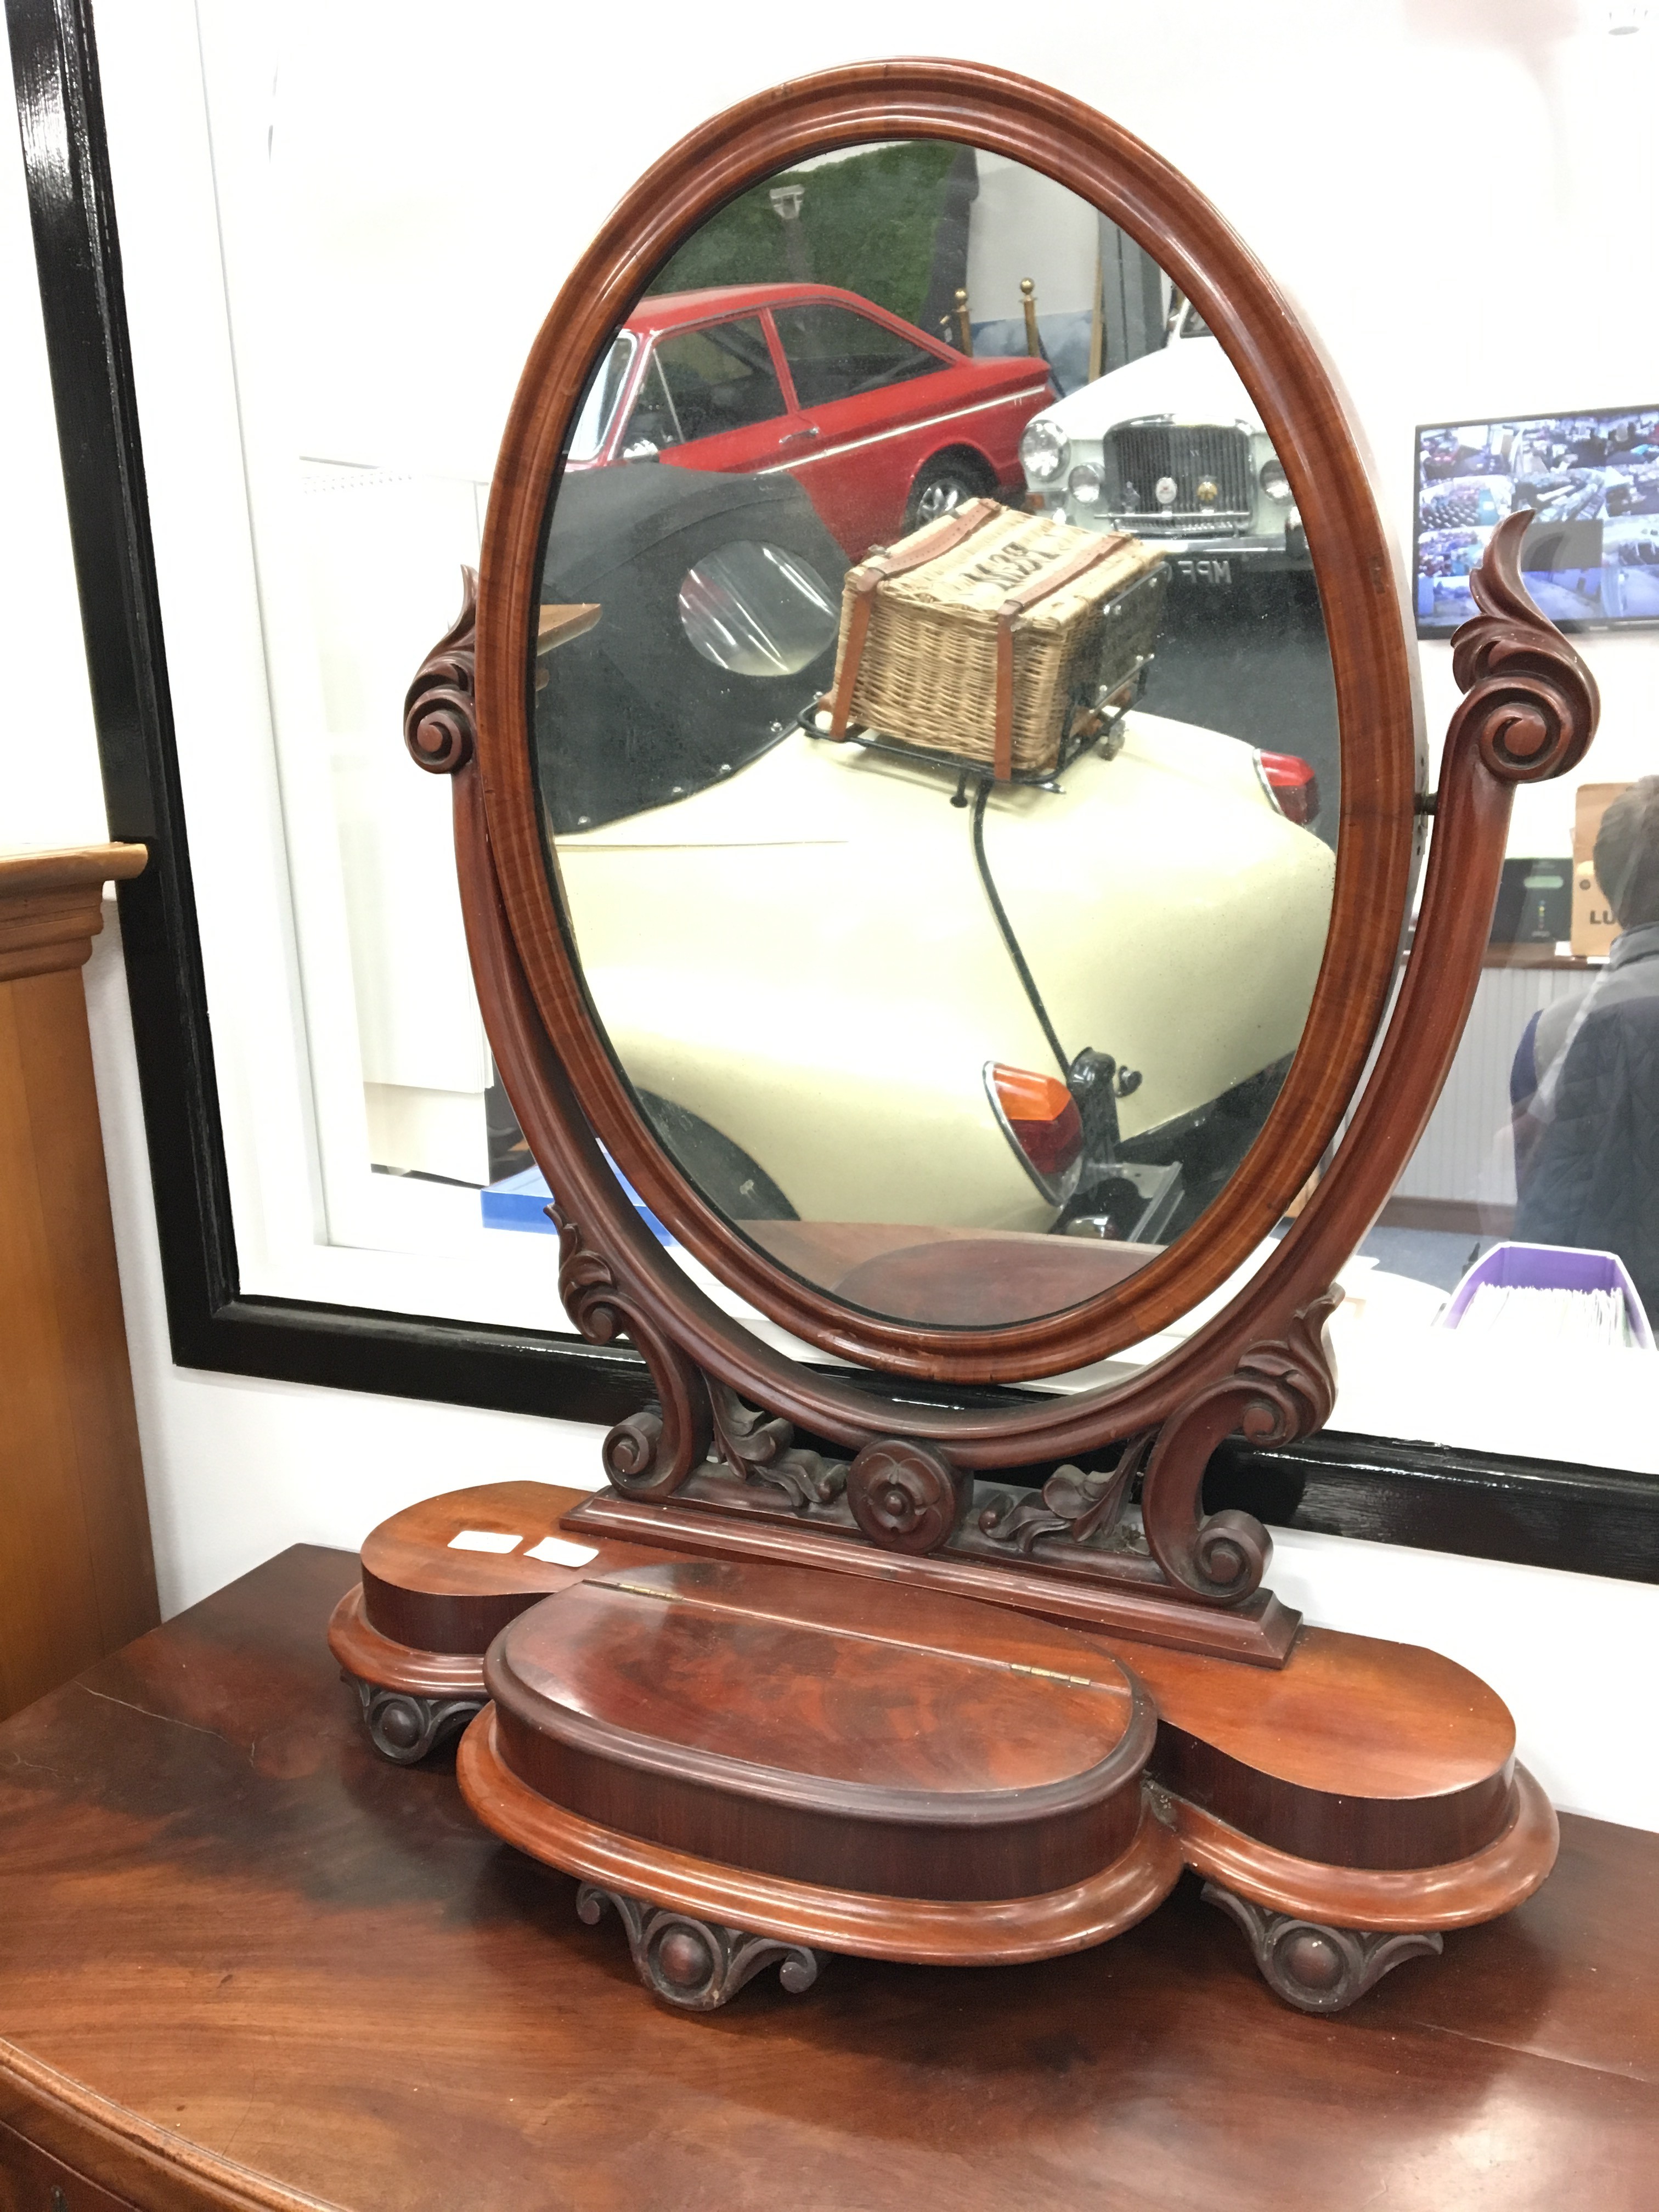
[0,1543,1654,2212]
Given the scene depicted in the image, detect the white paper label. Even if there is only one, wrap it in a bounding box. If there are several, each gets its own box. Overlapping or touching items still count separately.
[523,1536,600,1567]
[447,1529,524,1554]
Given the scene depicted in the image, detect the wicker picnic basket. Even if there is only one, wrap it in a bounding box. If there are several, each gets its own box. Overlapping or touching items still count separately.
[820,500,1167,780]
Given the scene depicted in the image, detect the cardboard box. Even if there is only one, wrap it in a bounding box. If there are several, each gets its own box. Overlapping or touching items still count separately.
[1571,782,1630,958]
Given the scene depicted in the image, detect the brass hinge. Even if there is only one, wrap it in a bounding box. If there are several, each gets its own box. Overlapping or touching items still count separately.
[1008,1661,1099,1689]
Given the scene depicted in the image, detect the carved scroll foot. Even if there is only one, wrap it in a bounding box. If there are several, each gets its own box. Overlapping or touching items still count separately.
[348,1675,485,1765]
[1201,1882,1443,2013]
[576,1884,821,2011]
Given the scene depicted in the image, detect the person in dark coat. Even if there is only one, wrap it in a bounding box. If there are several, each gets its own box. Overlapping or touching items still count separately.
[1513,776,1659,1319]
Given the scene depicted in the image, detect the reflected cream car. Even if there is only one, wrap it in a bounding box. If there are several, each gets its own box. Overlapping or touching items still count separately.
[555,712,1333,1240]
[537,463,1331,1248]
[1019,299,1310,585]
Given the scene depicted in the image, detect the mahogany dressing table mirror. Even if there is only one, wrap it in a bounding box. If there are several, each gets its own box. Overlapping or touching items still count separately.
[329,60,1598,2016]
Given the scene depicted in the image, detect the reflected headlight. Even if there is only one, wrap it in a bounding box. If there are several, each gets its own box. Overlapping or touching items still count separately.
[1260,456,1292,502]
[1068,462,1106,509]
[1020,417,1069,484]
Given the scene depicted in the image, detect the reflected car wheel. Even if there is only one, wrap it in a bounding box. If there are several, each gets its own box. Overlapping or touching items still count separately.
[905,453,995,531]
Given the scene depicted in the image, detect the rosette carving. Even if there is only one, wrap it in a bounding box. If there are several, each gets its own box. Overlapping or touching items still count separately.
[708,1382,847,1510]
[1203,1885,1442,2015]
[846,1438,966,1555]
[576,1886,820,2012]
[552,1206,712,1499]
[403,567,478,775]
[1139,1290,1340,1604]
[349,1679,483,1765]
[1446,510,1599,786]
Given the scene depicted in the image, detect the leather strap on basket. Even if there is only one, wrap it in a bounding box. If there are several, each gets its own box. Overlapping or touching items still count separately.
[825,498,1005,737]
[992,532,1134,780]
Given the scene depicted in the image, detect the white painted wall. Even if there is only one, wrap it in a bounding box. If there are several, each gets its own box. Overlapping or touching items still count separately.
[4,4,1658,1830]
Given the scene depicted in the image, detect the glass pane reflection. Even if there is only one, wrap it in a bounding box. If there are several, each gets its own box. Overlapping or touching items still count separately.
[528,142,1340,1329]
[678,542,840,678]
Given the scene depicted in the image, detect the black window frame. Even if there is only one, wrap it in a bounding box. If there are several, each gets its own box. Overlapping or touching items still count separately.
[9,0,1656,1587]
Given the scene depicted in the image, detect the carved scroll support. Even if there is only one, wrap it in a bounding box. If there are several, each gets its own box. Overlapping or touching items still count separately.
[408,574,716,1504]
[1275,511,1601,1318]
[1447,510,1599,790]
[1137,1292,1339,1605]
[403,567,479,775]
[555,1209,714,1499]
[576,1884,821,2011]
[1202,1882,1443,2014]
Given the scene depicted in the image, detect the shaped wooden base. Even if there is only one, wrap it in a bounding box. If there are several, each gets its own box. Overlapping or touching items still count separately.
[336,1482,1560,2013]
[456,1702,1185,1970]
[458,1707,1552,2014]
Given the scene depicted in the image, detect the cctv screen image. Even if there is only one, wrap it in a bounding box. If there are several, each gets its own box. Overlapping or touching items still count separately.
[1414,406,1659,634]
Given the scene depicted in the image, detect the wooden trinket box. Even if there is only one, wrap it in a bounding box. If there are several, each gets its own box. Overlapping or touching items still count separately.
[458,1554,1178,2007]
[820,499,1167,780]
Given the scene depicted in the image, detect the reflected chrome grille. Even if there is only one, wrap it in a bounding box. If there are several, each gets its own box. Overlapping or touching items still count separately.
[1105,421,1254,534]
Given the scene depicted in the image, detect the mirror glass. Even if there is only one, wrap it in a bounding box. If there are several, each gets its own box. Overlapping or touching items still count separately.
[528,142,1339,1328]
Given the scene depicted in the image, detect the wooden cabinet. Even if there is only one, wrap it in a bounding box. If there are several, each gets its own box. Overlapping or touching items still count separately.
[0,2124,136,2212]
[0,846,157,1717]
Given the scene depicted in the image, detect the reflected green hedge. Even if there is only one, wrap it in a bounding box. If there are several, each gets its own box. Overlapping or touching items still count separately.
[646,142,960,329]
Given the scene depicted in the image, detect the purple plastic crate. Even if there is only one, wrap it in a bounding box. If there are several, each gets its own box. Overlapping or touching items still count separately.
[1440,1240,1654,1348]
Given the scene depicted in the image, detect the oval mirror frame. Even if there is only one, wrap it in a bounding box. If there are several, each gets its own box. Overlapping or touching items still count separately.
[471,59,1421,1391]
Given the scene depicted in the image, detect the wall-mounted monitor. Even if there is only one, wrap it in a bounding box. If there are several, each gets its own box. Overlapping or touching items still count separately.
[1414,407,1659,636]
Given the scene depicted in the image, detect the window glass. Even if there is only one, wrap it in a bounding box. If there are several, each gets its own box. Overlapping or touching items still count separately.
[773,303,944,408]
[650,318,785,441]
[566,334,635,461]
[1324,800,1659,1477]
[677,541,840,679]
[621,355,681,453]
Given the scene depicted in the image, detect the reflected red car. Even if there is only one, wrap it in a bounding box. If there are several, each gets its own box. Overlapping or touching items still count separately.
[563,283,1054,557]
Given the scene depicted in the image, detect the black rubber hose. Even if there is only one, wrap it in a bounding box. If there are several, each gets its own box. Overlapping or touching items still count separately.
[970,777,1071,1080]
